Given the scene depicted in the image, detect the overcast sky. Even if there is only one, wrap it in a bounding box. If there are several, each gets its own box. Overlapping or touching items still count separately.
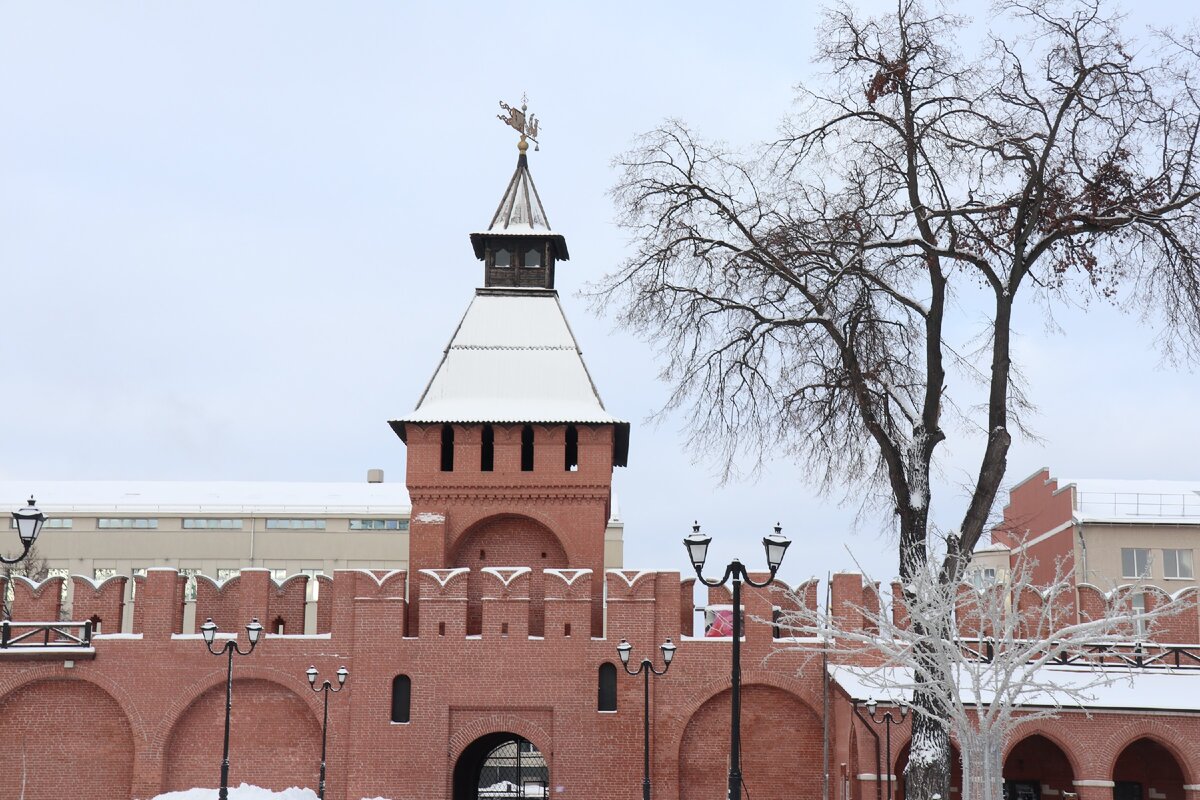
[1,1,1197,586]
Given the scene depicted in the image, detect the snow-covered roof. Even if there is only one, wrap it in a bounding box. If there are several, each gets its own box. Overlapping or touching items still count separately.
[469,153,569,260]
[486,153,553,234]
[0,481,411,514]
[1063,478,1200,523]
[830,664,1200,712]
[392,289,630,465]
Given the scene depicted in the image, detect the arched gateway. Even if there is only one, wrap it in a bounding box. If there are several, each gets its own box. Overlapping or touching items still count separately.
[453,732,550,800]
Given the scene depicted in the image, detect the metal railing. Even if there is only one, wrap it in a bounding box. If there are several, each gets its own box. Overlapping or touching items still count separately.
[960,638,1200,670]
[1076,491,1200,519]
[0,619,93,649]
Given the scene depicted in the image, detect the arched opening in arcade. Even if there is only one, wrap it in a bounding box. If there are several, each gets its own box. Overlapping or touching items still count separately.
[1003,733,1076,800]
[1112,738,1187,800]
[893,741,962,800]
[680,684,823,800]
[453,732,549,800]
[452,514,569,637]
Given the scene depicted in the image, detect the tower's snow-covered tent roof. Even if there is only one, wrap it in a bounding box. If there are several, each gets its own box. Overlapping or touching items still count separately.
[469,153,569,261]
[391,289,629,465]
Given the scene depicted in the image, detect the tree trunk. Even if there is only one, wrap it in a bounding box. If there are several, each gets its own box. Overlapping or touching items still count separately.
[905,709,951,800]
[959,730,1004,800]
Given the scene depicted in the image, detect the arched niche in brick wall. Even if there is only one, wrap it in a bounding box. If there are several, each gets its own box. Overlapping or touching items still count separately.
[162,678,321,795]
[1113,738,1188,800]
[452,513,569,637]
[679,684,822,800]
[0,677,135,799]
[1004,733,1076,799]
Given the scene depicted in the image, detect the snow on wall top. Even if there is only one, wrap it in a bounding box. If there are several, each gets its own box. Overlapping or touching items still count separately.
[0,481,412,514]
[1062,478,1200,522]
[400,292,623,426]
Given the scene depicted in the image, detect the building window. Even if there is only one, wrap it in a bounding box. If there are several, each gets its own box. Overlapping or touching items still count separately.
[98,518,158,529]
[441,424,455,472]
[391,675,412,723]
[598,663,617,711]
[521,425,534,472]
[969,568,997,589]
[217,568,239,582]
[264,519,326,530]
[1131,592,1148,639]
[349,519,409,531]
[1164,549,1194,579]
[1121,548,1150,579]
[494,248,511,268]
[182,519,243,529]
[523,248,541,268]
[12,518,72,529]
[93,568,119,582]
[565,425,578,471]
[481,424,495,472]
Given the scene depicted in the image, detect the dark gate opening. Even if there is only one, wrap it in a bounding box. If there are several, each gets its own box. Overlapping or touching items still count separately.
[453,733,549,800]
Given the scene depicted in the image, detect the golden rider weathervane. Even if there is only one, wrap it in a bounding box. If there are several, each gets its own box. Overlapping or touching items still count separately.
[497,94,540,151]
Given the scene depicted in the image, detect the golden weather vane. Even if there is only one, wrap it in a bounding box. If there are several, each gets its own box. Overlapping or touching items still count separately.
[497,93,540,152]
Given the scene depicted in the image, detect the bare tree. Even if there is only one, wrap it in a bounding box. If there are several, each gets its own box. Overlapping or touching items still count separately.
[778,555,1190,800]
[595,2,1200,797]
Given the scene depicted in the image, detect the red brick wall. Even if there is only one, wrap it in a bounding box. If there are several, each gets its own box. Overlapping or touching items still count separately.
[679,684,824,800]
[454,515,568,636]
[164,678,321,794]
[0,678,134,799]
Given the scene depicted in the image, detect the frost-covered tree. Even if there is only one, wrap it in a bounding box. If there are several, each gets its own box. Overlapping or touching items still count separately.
[594,1,1200,796]
[777,554,1190,800]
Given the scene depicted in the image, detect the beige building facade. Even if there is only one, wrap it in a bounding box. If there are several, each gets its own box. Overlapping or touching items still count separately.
[1,475,627,591]
[989,468,1200,591]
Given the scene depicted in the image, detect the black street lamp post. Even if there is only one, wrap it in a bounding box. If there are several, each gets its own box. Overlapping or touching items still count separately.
[617,636,676,800]
[853,698,909,800]
[306,665,349,800]
[200,617,264,800]
[684,523,790,800]
[4,497,46,565]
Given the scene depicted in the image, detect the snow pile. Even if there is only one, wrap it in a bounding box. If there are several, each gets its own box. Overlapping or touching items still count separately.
[151,787,318,800]
[151,786,395,800]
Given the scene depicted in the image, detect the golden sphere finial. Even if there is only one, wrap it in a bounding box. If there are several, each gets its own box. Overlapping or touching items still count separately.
[518,137,529,153]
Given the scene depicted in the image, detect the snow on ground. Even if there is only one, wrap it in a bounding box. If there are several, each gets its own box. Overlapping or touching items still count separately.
[149,785,394,800]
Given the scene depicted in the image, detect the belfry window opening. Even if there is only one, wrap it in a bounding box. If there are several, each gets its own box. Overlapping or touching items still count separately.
[523,248,541,268]
[481,425,495,472]
[521,425,534,471]
[565,425,578,472]
[494,248,511,268]
[441,425,455,472]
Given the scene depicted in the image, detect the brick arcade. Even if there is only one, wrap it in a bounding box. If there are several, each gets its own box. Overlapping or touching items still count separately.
[1,145,1199,800]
